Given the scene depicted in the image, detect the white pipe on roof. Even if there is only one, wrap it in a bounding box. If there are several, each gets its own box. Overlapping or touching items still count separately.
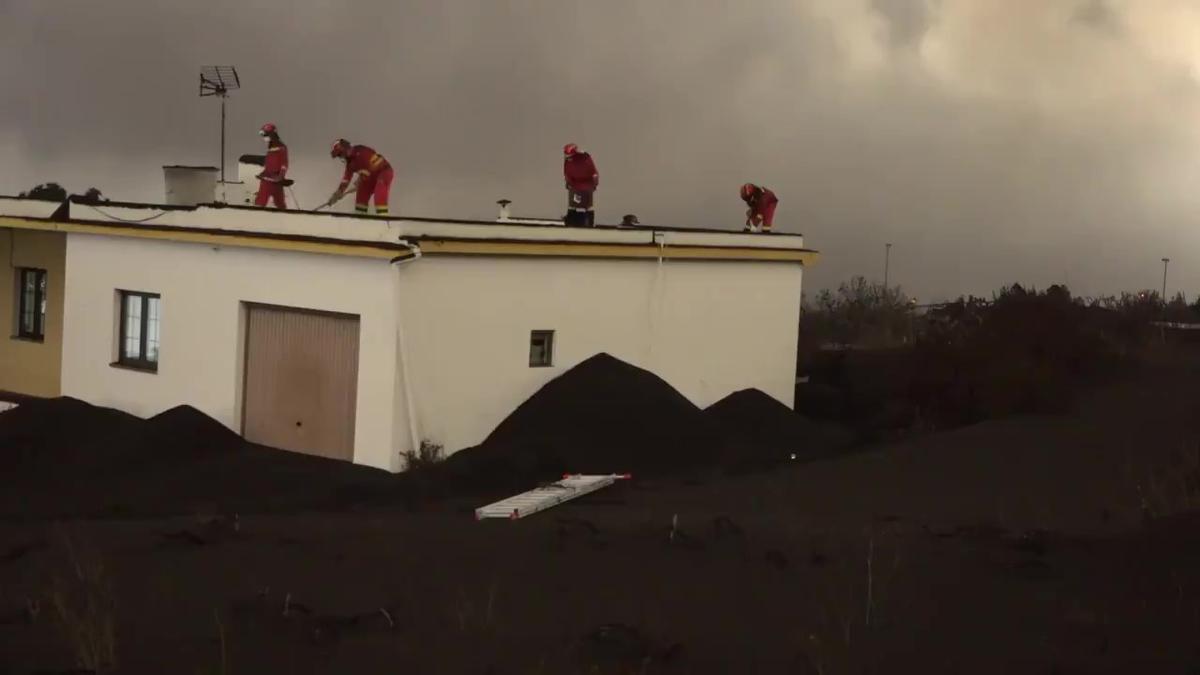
[391,238,422,464]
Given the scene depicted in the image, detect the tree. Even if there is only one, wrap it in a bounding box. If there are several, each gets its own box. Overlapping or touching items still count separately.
[76,187,105,204]
[17,183,105,203]
[1164,291,1193,323]
[18,182,67,201]
[801,276,915,347]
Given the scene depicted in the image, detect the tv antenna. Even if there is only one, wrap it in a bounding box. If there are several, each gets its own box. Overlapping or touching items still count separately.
[199,66,241,183]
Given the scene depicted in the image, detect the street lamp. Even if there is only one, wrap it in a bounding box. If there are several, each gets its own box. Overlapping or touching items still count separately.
[884,243,892,289]
[1162,257,1170,301]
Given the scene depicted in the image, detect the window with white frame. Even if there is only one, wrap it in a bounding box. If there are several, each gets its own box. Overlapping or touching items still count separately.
[117,291,160,371]
[529,330,554,367]
[15,268,46,341]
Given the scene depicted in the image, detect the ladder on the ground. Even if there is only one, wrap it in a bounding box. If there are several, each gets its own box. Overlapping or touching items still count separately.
[475,473,631,520]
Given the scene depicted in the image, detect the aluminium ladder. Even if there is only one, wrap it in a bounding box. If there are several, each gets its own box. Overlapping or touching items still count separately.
[475,473,631,520]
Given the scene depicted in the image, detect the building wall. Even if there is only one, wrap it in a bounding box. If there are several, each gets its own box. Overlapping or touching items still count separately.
[397,255,803,454]
[58,230,805,470]
[60,233,402,470]
[0,228,66,397]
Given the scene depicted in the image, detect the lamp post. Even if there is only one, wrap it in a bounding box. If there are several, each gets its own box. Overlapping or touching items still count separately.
[1162,257,1170,301]
[884,243,892,289]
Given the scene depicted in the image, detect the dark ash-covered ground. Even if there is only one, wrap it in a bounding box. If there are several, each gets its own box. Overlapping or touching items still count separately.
[3,353,1200,674]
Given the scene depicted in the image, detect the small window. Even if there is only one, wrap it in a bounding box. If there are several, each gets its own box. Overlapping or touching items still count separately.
[117,291,161,371]
[15,268,47,341]
[529,330,555,367]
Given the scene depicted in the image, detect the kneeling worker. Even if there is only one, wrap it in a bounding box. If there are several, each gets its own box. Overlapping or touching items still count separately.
[324,139,394,215]
[740,183,778,233]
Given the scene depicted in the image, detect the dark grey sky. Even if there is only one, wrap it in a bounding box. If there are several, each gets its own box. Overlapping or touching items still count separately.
[3,0,1200,301]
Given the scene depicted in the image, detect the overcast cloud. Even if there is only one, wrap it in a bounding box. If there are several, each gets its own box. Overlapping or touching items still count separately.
[3,0,1200,301]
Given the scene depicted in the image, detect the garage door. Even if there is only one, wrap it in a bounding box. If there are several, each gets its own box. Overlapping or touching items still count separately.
[242,304,361,461]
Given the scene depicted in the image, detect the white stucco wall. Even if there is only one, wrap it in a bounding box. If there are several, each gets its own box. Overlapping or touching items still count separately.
[56,219,806,470]
[60,233,401,470]
[0,198,61,219]
[396,255,803,454]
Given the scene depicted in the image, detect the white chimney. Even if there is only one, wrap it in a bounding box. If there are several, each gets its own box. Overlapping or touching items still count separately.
[227,154,266,205]
[237,154,265,185]
[496,199,512,222]
[163,165,218,206]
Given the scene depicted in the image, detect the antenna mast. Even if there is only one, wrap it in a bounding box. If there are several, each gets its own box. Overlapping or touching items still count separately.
[199,66,242,184]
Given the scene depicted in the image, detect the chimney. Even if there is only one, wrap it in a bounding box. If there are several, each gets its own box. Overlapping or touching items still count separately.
[231,154,267,205]
[162,165,218,206]
[496,199,512,222]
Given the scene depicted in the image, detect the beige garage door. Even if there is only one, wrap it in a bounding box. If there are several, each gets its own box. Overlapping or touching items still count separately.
[242,304,361,461]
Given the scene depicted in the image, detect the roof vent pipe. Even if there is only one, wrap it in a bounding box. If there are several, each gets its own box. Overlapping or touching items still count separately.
[497,199,512,222]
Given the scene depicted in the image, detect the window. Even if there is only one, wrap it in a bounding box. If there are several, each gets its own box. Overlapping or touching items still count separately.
[117,291,161,371]
[529,330,554,367]
[16,268,47,341]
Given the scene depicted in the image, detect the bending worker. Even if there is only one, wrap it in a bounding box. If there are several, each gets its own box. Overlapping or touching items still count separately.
[324,138,394,215]
[740,183,778,233]
[563,143,598,227]
[254,122,289,209]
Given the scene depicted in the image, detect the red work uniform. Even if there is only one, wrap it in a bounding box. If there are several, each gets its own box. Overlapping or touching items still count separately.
[745,187,779,231]
[340,145,394,215]
[254,142,289,209]
[564,152,598,199]
[564,152,598,226]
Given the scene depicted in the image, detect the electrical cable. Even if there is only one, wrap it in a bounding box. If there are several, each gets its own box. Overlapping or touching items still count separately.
[83,204,169,224]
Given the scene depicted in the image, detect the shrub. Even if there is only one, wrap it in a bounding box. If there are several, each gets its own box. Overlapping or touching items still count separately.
[402,439,444,471]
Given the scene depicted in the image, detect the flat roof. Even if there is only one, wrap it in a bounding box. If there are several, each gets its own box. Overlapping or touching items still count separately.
[0,195,819,264]
[60,195,807,238]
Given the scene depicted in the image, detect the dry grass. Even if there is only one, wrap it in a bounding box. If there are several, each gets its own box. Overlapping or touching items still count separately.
[453,580,499,633]
[214,608,228,675]
[804,528,904,674]
[1137,442,1200,519]
[47,526,117,672]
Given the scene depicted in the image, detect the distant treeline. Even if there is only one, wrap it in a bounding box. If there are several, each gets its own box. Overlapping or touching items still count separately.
[797,278,1197,440]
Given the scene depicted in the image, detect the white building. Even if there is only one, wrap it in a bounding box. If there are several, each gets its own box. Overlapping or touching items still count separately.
[0,189,817,472]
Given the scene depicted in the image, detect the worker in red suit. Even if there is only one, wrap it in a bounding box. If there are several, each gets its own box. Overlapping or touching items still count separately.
[740,183,778,233]
[254,123,289,209]
[324,139,394,216]
[563,143,598,227]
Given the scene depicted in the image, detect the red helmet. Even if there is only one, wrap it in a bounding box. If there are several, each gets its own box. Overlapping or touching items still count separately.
[330,139,350,158]
[259,122,277,136]
[563,143,578,157]
[740,183,758,200]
